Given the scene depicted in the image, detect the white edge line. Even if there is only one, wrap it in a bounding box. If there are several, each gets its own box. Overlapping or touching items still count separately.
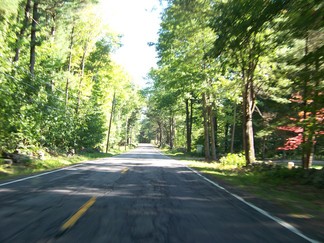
[0,163,83,187]
[186,166,319,243]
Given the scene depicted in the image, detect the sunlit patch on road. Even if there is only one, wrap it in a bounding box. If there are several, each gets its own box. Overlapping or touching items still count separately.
[0,144,319,242]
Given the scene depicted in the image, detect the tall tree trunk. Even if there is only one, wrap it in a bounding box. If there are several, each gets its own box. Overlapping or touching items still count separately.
[243,80,256,165]
[125,118,128,150]
[65,25,75,107]
[169,114,175,149]
[76,43,88,114]
[173,116,176,148]
[301,34,320,169]
[301,35,309,169]
[169,117,172,149]
[166,125,170,147]
[202,93,210,161]
[239,39,258,165]
[210,106,217,161]
[105,92,116,153]
[129,127,132,145]
[214,110,218,156]
[190,98,193,145]
[230,103,237,153]
[158,121,163,147]
[13,0,31,62]
[308,57,321,167]
[50,13,56,37]
[29,0,39,75]
[155,129,158,145]
[185,99,192,152]
[224,122,229,154]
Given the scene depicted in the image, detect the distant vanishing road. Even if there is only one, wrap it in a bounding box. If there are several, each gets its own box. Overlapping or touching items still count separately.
[0,144,316,242]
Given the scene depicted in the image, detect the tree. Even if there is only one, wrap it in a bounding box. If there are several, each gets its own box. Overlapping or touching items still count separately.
[276,0,323,168]
[0,0,141,155]
[153,0,220,159]
[209,0,288,164]
[277,95,324,167]
[12,0,31,62]
[29,0,39,74]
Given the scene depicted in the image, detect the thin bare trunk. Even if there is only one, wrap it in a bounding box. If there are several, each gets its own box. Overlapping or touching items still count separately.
[210,106,217,161]
[169,114,175,149]
[190,99,193,145]
[302,35,309,168]
[185,99,192,152]
[50,14,56,37]
[224,122,229,153]
[301,34,315,169]
[13,0,31,62]
[125,118,128,150]
[65,25,75,107]
[105,92,116,153]
[129,127,132,145]
[158,121,163,147]
[29,1,39,75]
[76,43,88,114]
[303,35,320,169]
[202,93,210,161]
[230,103,237,153]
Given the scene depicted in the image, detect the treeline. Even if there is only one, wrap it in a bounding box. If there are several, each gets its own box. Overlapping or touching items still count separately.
[143,0,323,168]
[0,0,142,156]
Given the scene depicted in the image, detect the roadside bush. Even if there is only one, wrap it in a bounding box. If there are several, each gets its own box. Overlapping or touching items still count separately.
[270,167,304,179]
[243,162,277,173]
[311,168,324,188]
[129,143,137,149]
[220,153,246,167]
[249,166,324,188]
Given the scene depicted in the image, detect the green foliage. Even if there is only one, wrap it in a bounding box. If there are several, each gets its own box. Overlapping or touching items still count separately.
[242,164,324,189]
[312,169,324,188]
[0,151,118,180]
[275,0,323,168]
[146,0,323,166]
[219,153,246,167]
[0,0,142,156]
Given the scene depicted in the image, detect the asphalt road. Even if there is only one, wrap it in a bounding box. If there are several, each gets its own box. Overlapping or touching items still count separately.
[0,144,317,243]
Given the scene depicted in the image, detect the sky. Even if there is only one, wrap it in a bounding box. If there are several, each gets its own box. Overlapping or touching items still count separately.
[97,0,164,87]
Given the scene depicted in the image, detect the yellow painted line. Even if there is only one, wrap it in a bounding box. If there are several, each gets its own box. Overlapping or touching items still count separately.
[121,168,129,174]
[61,197,96,231]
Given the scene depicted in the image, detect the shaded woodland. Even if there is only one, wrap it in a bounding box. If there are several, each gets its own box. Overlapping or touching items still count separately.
[142,0,323,168]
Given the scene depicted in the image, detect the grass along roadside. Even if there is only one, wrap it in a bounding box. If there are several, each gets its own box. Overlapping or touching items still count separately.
[0,150,121,181]
[188,160,324,241]
[189,162,324,215]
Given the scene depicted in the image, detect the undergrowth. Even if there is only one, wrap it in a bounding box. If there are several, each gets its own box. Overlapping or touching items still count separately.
[0,150,120,180]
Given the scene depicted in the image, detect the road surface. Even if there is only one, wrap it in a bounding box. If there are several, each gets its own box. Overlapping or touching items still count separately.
[0,144,316,242]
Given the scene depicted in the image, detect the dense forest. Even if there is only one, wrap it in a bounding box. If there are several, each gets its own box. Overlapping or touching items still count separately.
[0,0,323,170]
[142,0,323,169]
[0,0,143,158]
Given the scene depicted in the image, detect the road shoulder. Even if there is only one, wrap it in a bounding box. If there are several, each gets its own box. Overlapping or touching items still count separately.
[184,162,324,242]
